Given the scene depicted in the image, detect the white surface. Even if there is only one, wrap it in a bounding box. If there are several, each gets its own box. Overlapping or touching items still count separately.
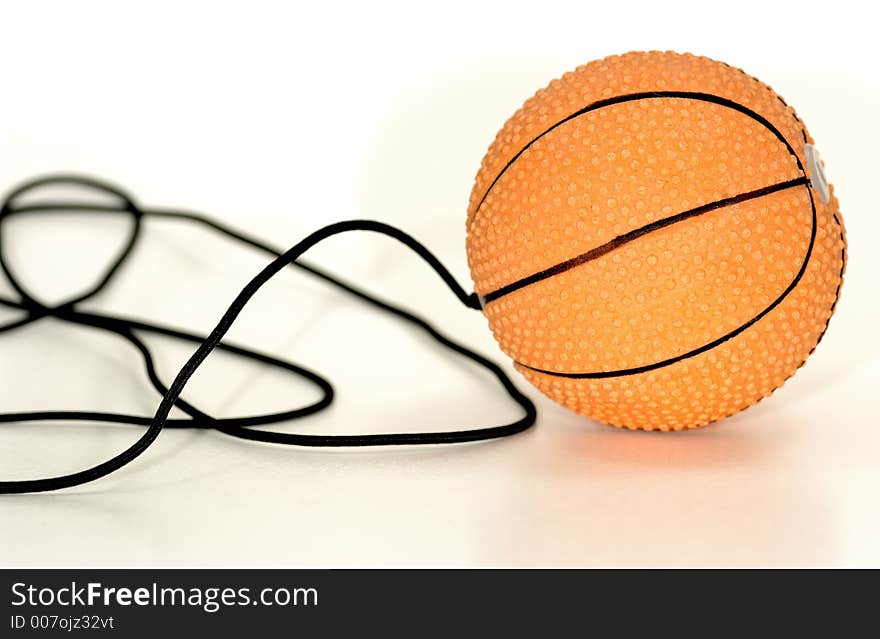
[1,0,878,567]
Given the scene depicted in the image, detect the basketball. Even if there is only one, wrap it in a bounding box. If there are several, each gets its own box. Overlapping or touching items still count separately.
[466,51,847,430]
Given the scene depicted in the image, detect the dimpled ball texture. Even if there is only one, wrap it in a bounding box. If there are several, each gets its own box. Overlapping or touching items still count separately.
[465,51,847,431]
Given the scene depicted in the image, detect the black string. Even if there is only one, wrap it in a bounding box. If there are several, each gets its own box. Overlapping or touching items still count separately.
[0,174,536,494]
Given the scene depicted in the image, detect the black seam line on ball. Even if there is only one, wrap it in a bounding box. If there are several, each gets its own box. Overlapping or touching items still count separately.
[481,176,808,305]
[468,91,807,228]
[513,181,817,379]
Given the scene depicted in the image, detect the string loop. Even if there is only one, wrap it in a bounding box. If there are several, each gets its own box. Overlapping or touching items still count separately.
[0,174,536,494]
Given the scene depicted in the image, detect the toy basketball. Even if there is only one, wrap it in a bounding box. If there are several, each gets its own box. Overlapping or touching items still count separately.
[0,51,850,494]
[466,51,847,430]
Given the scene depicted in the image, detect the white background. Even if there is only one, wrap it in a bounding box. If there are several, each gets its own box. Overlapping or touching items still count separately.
[1,0,878,567]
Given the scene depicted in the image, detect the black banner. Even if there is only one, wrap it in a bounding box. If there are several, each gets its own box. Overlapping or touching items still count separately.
[0,568,866,634]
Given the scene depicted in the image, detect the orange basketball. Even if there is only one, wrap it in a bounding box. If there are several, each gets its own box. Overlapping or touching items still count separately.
[465,51,847,431]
